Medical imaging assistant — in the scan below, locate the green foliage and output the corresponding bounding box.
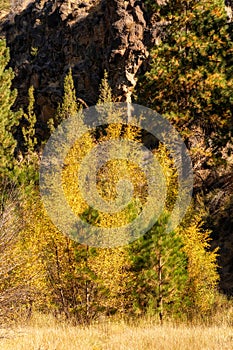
[55,68,80,125]
[129,214,188,322]
[0,39,22,179]
[16,86,39,190]
[129,211,219,321]
[136,0,224,316]
[97,70,113,105]
[22,86,37,154]
[138,0,233,158]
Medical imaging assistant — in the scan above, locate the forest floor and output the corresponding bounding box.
[0,315,233,350]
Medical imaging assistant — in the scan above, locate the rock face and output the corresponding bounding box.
[1,0,156,129]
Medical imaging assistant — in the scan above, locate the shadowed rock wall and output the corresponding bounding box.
[2,0,156,127]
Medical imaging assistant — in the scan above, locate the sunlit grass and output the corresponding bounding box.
[0,0,10,13]
[1,314,233,350]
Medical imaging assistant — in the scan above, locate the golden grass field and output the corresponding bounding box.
[0,314,233,350]
[0,0,9,12]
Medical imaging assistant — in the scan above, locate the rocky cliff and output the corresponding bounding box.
[1,0,157,129]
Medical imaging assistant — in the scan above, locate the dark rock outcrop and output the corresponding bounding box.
[1,0,155,128]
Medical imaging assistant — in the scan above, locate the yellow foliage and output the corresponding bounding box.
[179,215,219,313]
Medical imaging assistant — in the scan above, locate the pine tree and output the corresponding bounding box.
[0,39,22,178]
[55,68,80,125]
[15,86,39,190]
[129,214,188,323]
[128,142,219,321]
[22,86,37,154]
[138,0,233,161]
[97,70,113,105]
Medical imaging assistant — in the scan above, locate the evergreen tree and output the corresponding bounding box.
[55,68,80,125]
[139,0,233,161]
[22,86,37,155]
[0,39,22,178]
[15,86,39,190]
[129,214,188,323]
[128,142,219,321]
[97,70,113,105]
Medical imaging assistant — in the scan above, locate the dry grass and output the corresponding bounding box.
[0,0,9,13]
[0,314,233,350]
